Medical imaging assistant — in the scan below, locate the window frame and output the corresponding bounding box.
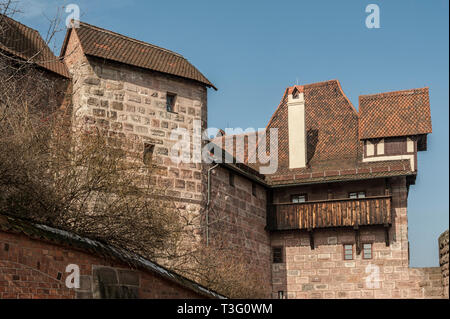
[291,193,308,203]
[166,92,177,113]
[362,243,373,260]
[272,246,283,264]
[343,244,354,260]
[364,138,382,158]
[349,191,366,199]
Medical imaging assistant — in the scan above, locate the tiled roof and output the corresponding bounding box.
[0,214,226,299]
[0,14,70,78]
[61,21,216,89]
[359,87,432,139]
[268,160,414,186]
[264,80,362,179]
[210,80,423,186]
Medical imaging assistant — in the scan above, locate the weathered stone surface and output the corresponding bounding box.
[439,230,449,298]
[84,77,100,85]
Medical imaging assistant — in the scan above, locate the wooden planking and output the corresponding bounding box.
[270,196,392,230]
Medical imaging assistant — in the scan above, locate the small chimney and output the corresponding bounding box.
[287,87,307,169]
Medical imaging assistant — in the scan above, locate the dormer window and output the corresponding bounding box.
[292,89,299,99]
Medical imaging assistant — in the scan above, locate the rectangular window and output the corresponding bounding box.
[166,92,176,112]
[278,291,285,299]
[273,247,283,263]
[252,183,257,197]
[229,172,234,187]
[143,143,155,165]
[343,244,353,260]
[363,243,373,259]
[349,191,365,199]
[291,194,307,203]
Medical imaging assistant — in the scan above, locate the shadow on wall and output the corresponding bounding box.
[307,129,318,164]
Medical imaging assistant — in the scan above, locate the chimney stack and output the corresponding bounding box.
[287,87,307,169]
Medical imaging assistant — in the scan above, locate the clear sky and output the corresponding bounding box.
[14,0,449,267]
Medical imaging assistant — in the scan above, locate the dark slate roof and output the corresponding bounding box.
[61,21,216,89]
[0,214,226,299]
[0,14,70,78]
[359,87,432,139]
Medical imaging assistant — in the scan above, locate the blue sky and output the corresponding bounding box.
[14,0,449,267]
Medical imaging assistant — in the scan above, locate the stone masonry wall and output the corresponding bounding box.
[270,177,445,298]
[0,230,207,299]
[208,166,272,297]
[63,30,209,244]
[439,230,449,298]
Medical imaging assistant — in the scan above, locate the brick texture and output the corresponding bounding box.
[0,230,209,299]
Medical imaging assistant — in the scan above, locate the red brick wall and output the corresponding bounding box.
[0,231,208,299]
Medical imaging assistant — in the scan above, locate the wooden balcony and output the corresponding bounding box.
[267,195,392,231]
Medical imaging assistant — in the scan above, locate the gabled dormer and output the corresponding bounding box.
[359,88,432,171]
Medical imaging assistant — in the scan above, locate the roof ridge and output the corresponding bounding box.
[360,87,428,100]
[285,79,338,91]
[77,21,184,58]
[303,79,339,89]
[0,13,40,35]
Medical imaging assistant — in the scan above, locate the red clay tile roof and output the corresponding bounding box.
[359,87,432,139]
[264,80,361,178]
[61,21,216,89]
[268,160,414,186]
[210,80,423,185]
[0,14,70,78]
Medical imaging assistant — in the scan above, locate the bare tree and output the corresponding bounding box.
[0,0,268,298]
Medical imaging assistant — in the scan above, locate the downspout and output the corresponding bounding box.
[206,163,219,246]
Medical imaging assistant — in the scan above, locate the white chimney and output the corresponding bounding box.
[288,89,307,169]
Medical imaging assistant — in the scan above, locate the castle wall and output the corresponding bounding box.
[0,229,209,299]
[208,166,272,296]
[0,54,71,118]
[270,177,445,298]
[63,30,209,243]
